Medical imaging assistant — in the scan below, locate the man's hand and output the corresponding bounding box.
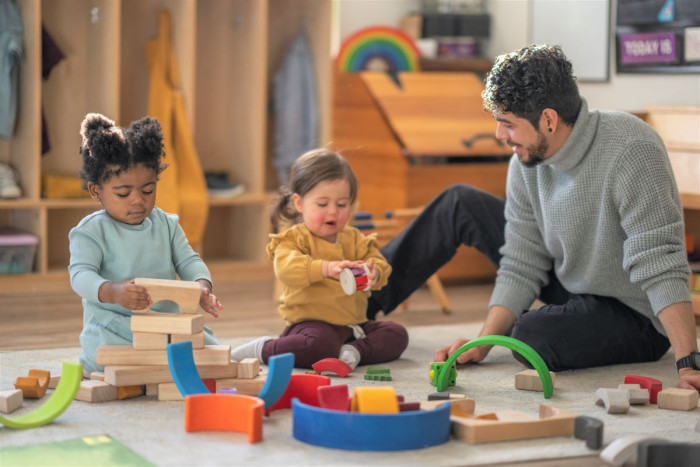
[99,280,151,310]
[677,367,700,392]
[434,338,492,364]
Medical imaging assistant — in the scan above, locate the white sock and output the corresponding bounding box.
[230,336,274,363]
[339,344,361,370]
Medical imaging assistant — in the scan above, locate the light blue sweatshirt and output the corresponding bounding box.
[69,207,219,371]
[490,99,691,335]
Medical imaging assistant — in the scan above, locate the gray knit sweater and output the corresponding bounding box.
[489,99,691,335]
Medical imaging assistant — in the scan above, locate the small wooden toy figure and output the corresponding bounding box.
[231,149,408,369]
[68,113,223,372]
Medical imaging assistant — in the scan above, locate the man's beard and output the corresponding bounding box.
[516,132,549,168]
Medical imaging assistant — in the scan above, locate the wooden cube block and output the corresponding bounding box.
[146,384,159,396]
[133,277,201,314]
[48,375,60,389]
[133,331,169,350]
[617,383,649,404]
[131,313,204,335]
[237,358,260,379]
[75,380,118,403]
[170,332,204,349]
[657,388,699,411]
[515,369,556,392]
[0,389,23,414]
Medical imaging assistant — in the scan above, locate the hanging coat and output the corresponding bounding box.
[0,0,23,139]
[146,11,208,249]
[273,30,319,186]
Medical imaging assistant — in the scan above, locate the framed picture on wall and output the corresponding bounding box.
[616,0,700,73]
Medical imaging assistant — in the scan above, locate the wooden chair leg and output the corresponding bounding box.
[426,274,452,314]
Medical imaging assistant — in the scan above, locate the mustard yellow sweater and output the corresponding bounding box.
[267,224,391,325]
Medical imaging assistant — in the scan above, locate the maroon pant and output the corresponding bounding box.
[260,320,409,368]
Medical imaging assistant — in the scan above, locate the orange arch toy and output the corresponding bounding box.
[184,394,264,443]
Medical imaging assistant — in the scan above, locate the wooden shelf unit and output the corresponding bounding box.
[0,0,332,294]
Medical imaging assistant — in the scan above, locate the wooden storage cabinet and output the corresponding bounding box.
[0,0,331,294]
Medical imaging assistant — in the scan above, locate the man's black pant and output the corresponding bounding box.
[368,184,670,371]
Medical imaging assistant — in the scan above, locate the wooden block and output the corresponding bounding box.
[131,313,204,335]
[133,277,201,314]
[75,380,118,403]
[146,384,159,396]
[104,361,237,386]
[0,389,23,414]
[48,375,60,389]
[171,332,204,349]
[594,388,630,414]
[449,398,476,418]
[599,434,663,466]
[657,388,699,411]
[617,383,649,405]
[14,377,43,399]
[116,385,144,400]
[133,331,169,350]
[215,376,266,396]
[451,404,577,444]
[515,369,556,392]
[97,344,231,367]
[237,358,260,379]
[158,382,184,401]
[90,372,105,381]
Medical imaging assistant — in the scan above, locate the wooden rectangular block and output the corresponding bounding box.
[215,375,266,396]
[75,380,118,403]
[668,149,700,195]
[131,313,204,335]
[117,385,144,400]
[133,278,201,314]
[170,332,204,349]
[158,383,184,401]
[97,344,231,367]
[515,369,556,392]
[90,372,105,381]
[657,388,699,411]
[133,331,169,350]
[104,362,237,386]
[0,389,23,414]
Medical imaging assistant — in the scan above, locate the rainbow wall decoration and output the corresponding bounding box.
[336,26,421,73]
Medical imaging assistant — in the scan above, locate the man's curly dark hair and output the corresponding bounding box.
[482,44,582,130]
[78,113,166,188]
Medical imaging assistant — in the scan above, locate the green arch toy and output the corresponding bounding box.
[0,361,82,429]
[435,335,553,398]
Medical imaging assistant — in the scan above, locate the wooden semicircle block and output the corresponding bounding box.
[133,278,201,314]
[184,394,264,443]
[166,341,211,397]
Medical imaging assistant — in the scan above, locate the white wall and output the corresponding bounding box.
[336,0,700,112]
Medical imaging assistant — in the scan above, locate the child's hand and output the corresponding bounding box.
[323,260,363,280]
[197,280,222,318]
[364,260,380,289]
[99,280,151,310]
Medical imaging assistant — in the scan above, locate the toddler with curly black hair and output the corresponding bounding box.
[68,113,223,372]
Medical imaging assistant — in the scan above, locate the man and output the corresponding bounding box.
[367,45,700,391]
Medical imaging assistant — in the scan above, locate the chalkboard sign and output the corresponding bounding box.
[616,0,700,73]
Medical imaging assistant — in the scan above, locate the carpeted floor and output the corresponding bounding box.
[1,323,699,466]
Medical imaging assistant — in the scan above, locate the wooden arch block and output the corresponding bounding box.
[133,278,201,314]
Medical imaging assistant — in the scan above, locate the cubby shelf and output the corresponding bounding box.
[0,0,332,293]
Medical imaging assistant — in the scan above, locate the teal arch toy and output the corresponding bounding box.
[0,361,82,429]
[435,335,553,398]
